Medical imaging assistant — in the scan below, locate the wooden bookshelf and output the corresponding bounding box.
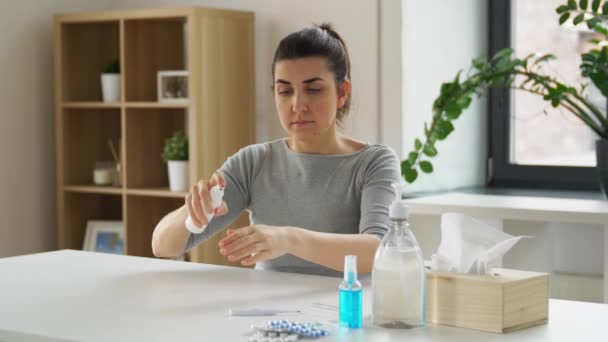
[54,7,255,265]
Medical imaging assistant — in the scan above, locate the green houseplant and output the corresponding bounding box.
[163,131,189,192]
[403,0,608,197]
[101,58,121,103]
[103,58,120,74]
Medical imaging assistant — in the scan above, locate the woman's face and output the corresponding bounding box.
[273,57,349,142]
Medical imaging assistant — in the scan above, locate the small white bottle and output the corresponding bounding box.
[185,185,224,234]
[372,184,425,328]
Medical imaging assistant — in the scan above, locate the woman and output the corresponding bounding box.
[152,24,400,277]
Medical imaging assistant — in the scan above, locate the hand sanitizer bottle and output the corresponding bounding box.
[372,184,425,329]
[185,185,224,234]
[339,255,362,328]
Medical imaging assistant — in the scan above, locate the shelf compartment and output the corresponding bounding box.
[126,195,183,257]
[124,18,187,102]
[63,108,121,185]
[60,21,120,102]
[125,108,186,188]
[62,192,122,250]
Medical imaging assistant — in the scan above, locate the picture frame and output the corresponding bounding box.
[157,70,188,103]
[83,220,125,255]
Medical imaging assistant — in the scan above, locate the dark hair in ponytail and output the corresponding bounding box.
[272,23,352,124]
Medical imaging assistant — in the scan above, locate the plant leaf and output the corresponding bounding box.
[593,23,608,35]
[415,138,422,150]
[582,52,597,61]
[580,0,588,10]
[408,152,418,165]
[400,160,411,175]
[456,95,472,109]
[556,4,570,13]
[573,13,585,25]
[162,130,188,161]
[588,17,601,28]
[428,131,438,145]
[440,81,456,95]
[559,12,571,25]
[603,2,608,14]
[445,102,463,119]
[534,53,556,65]
[436,120,455,140]
[419,161,433,173]
[592,0,600,12]
[473,57,487,70]
[491,48,514,61]
[404,168,418,183]
[423,144,438,157]
[568,0,577,9]
[589,72,608,97]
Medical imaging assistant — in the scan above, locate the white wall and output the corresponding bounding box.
[401,0,488,193]
[379,0,403,157]
[0,0,387,257]
[111,0,382,145]
[1,2,601,303]
[0,0,492,257]
[0,1,114,258]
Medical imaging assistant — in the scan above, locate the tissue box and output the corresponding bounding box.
[425,267,549,333]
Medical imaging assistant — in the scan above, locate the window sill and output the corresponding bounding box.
[403,186,608,225]
[404,185,604,201]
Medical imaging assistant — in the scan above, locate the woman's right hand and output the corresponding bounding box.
[185,171,229,227]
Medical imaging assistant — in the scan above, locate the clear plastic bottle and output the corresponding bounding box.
[339,255,363,328]
[372,186,425,329]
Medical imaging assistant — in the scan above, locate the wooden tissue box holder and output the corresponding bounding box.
[425,266,549,333]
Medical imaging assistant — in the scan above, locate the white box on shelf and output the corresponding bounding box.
[157,70,188,103]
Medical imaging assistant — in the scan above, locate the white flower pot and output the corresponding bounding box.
[101,73,121,102]
[168,160,189,192]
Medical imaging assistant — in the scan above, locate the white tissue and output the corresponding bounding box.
[430,213,528,275]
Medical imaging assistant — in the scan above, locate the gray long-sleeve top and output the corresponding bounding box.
[185,138,401,277]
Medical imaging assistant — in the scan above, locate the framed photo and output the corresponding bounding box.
[83,220,125,255]
[157,70,188,103]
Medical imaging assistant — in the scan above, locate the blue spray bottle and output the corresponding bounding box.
[339,255,362,328]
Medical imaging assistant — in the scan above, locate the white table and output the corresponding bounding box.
[0,250,606,341]
[404,192,608,303]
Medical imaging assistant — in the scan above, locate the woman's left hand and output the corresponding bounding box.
[218,225,292,266]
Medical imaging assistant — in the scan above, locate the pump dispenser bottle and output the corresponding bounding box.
[372,184,425,328]
[339,255,362,328]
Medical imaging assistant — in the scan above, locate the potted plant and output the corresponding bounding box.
[403,0,608,197]
[101,58,120,102]
[162,131,189,192]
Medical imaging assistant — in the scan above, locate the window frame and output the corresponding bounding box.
[488,0,599,191]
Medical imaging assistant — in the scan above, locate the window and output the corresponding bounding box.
[489,0,600,190]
